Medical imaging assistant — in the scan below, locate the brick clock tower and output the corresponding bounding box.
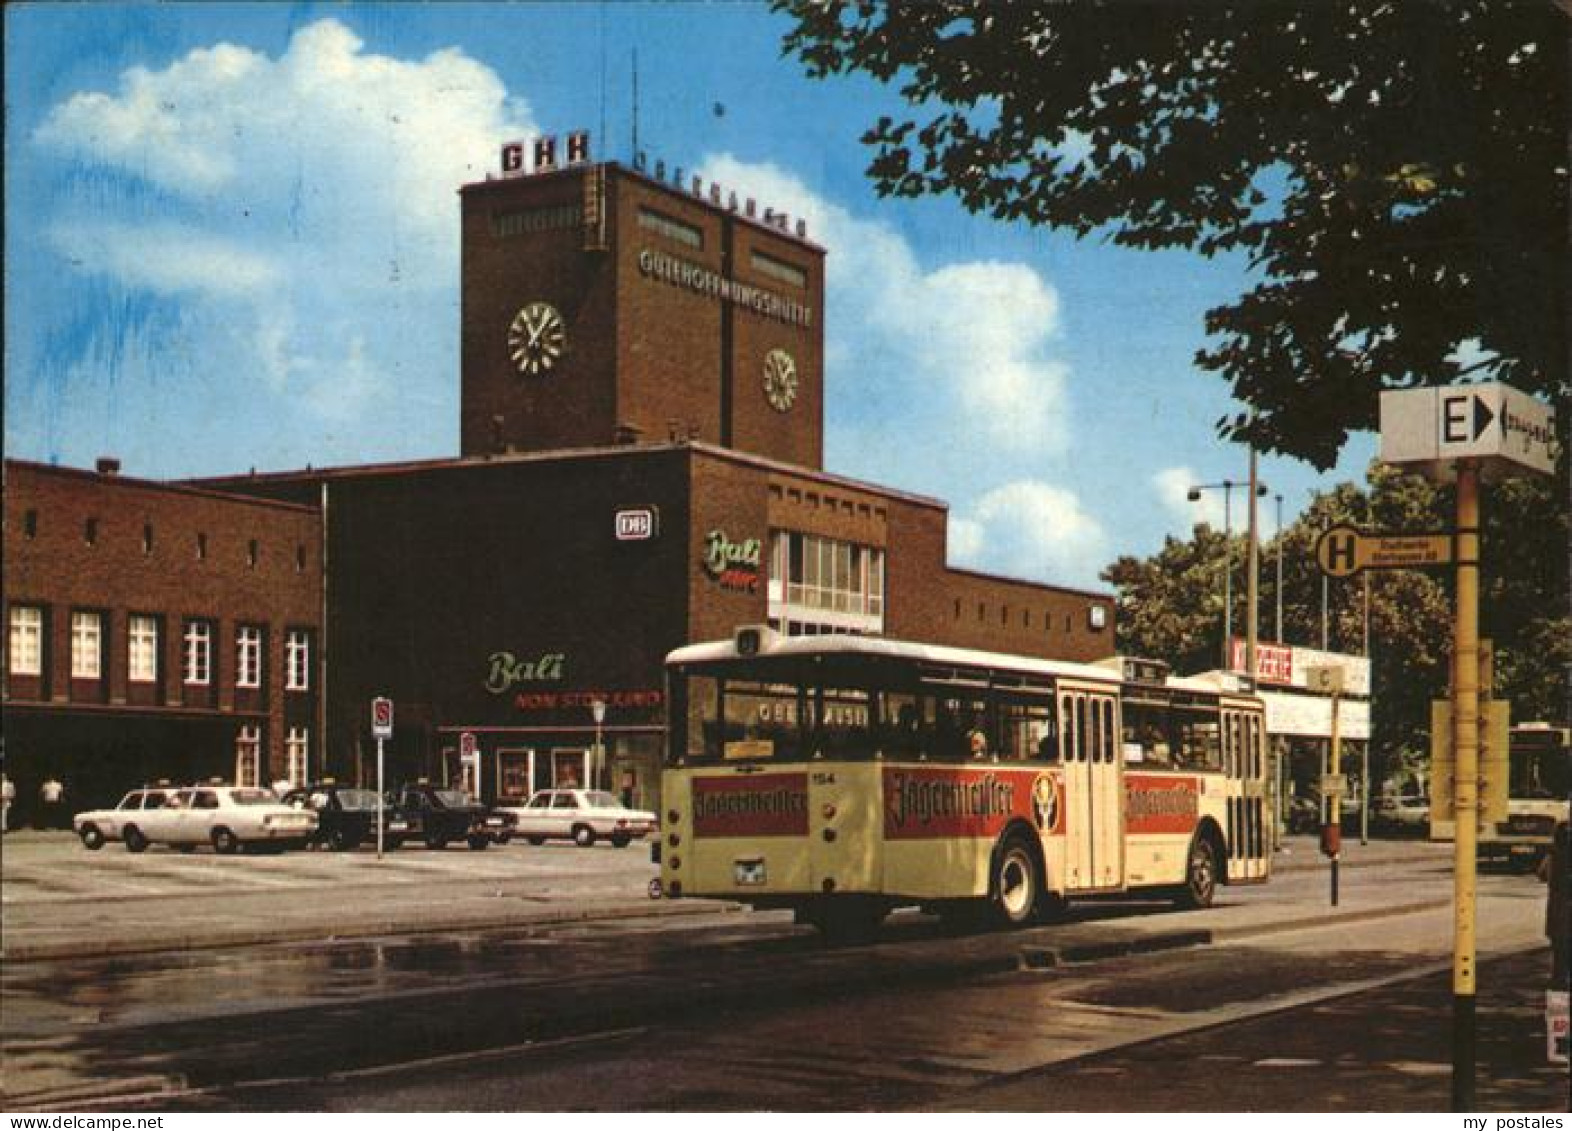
[460,135,826,469]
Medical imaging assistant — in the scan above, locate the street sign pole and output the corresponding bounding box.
[376,735,385,860]
[1451,461,1481,1112]
[371,697,394,862]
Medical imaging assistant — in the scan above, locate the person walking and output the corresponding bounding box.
[1,772,14,834]
[39,776,64,830]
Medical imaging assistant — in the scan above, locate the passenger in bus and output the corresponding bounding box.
[965,713,990,760]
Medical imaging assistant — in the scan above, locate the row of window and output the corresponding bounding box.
[17,511,308,571]
[8,605,312,691]
[766,530,885,637]
[954,598,1107,634]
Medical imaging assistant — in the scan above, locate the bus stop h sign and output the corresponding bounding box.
[1379,383,1557,482]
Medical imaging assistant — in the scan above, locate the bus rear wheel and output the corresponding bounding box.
[1175,833,1218,909]
[991,834,1043,928]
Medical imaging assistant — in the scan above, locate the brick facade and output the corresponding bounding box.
[460,164,824,467]
[2,461,322,816]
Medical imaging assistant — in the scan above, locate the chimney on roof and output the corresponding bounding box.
[96,457,121,476]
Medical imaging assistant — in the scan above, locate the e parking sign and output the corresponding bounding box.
[371,697,394,740]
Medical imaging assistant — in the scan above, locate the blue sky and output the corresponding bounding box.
[5,2,1375,591]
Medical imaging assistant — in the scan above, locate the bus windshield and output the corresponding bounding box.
[671,656,1060,765]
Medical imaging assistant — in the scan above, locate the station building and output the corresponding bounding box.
[4,140,1115,813]
[2,460,322,822]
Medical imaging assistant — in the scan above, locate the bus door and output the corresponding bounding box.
[1060,685,1125,891]
[1221,702,1270,882]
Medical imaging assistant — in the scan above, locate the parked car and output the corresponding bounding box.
[1374,791,1431,834]
[397,782,513,849]
[118,785,318,854]
[73,787,177,850]
[281,782,413,851]
[498,789,657,848]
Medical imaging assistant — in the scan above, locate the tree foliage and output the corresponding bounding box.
[778,1,1568,467]
[1101,469,1569,784]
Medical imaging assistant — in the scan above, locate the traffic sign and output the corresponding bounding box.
[1315,525,1453,579]
[1380,382,1557,482]
[1320,773,1348,797]
[371,696,394,740]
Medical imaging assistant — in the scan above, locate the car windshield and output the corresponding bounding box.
[231,789,277,805]
[435,790,472,807]
[336,789,382,810]
[585,791,622,809]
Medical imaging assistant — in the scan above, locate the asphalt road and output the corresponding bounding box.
[4,833,1563,1111]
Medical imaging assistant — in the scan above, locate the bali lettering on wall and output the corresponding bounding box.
[484,651,566,695]
[702,529,762,593]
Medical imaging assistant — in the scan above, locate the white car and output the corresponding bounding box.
[73,787,177,850]
[499,789,657,848]
[118,785,318,854]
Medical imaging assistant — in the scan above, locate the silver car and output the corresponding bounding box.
[118,785,317,854]
[73,787,176,850]
[499,789,657,848]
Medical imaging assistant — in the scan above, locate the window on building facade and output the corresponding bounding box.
[637,207,703,248]
[766,531,885,636]
[85,518,99,545]
[23,510,37,538]
[142,524,154,555]
[128,615,159,682]
[247,540,259,569]
[286,726,309,785]
[71,610,103,679]
[236,626,263,689]
[285,629,311,691]
[9,605,44,676]
[183,620,212,685]
[197,533,208,560]
[750,250,808,288]
[235,725,262,787]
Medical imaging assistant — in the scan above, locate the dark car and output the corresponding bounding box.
[282,782,413,851]
[397,782,514,850]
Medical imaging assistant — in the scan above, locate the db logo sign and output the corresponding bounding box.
[371,697,394,739]
[615,507,659,542]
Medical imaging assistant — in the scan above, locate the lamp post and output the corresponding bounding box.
[1274,493,1284,643]
[591,698,607,791]
[1188,478,1269,670]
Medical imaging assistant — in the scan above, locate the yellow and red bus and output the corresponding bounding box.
[655,627,1270,938]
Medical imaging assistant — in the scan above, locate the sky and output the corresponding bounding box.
[4,2,1378,592]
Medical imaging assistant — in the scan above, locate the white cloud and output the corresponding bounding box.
[47,222,283,297]
[950,480,1110,589]
[698,155,1069,456]
[1155,466,1225,530]
[31,19,533,449]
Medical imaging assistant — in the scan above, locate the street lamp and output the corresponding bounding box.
[1187,478,1268,670]
[1274,492,1284,643]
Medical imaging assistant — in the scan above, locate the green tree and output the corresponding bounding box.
[1104,468,1568,788]
[778,2,1568,467]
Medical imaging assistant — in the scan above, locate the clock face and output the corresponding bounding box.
[507,301,567,376]
[763,348,798,412]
